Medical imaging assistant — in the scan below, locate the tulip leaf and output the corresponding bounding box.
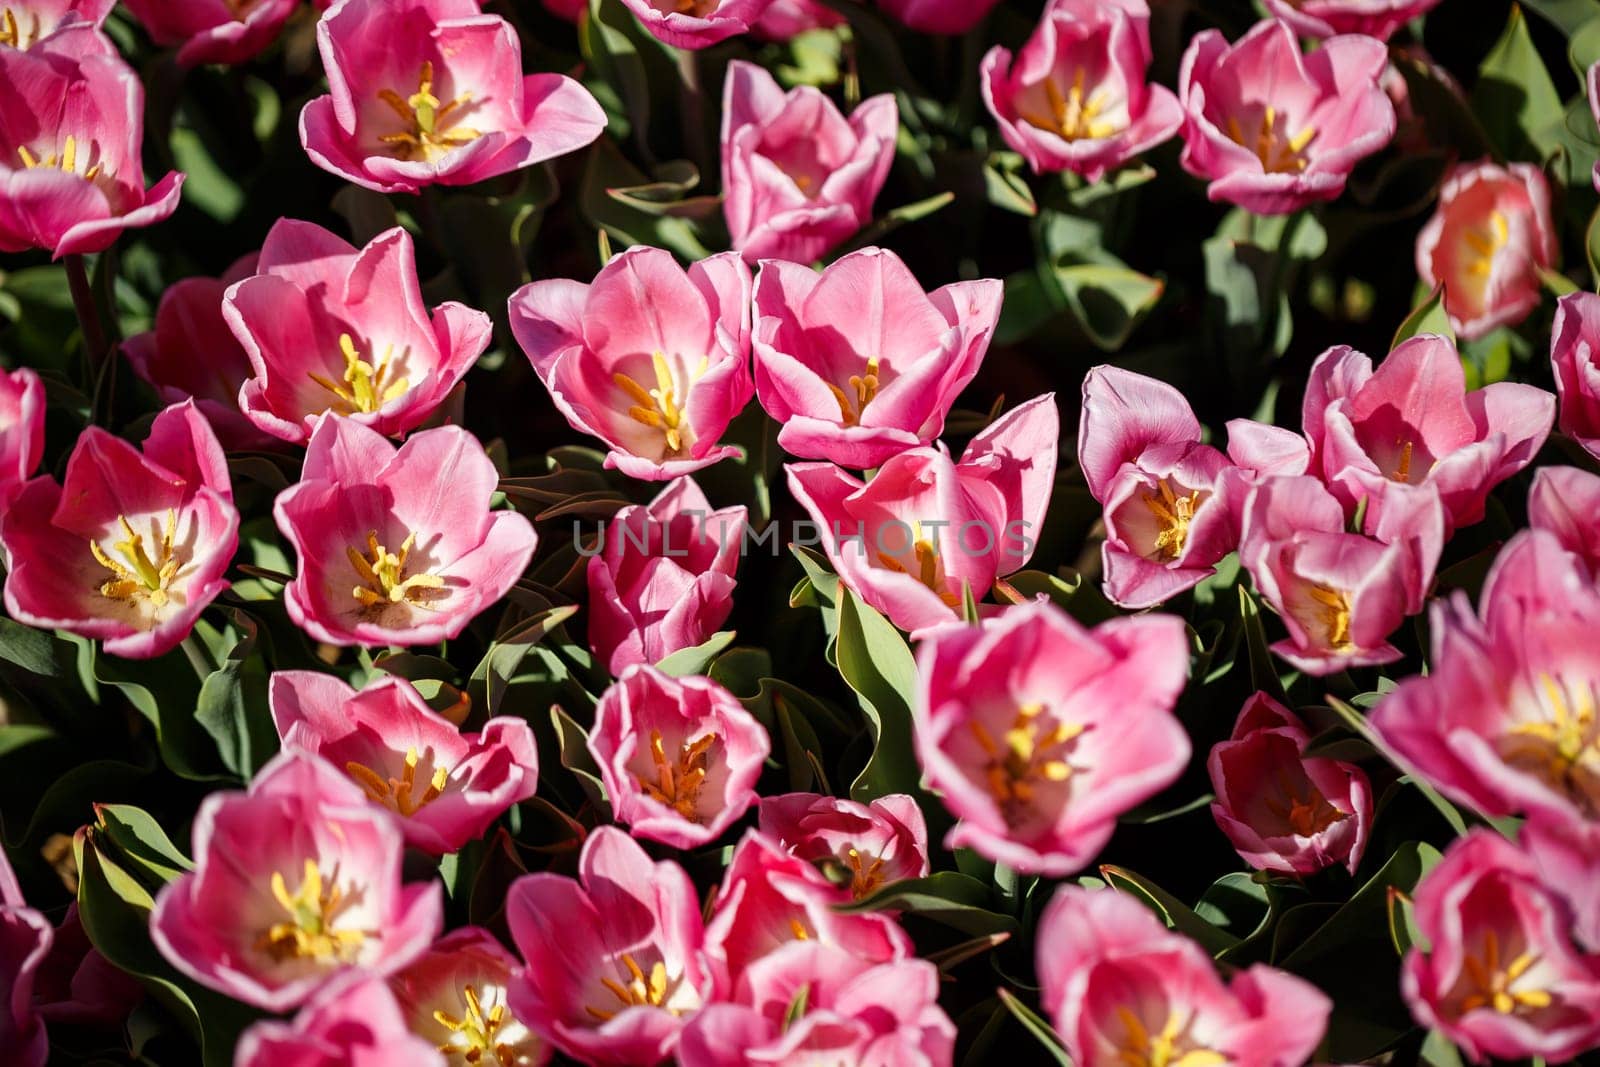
[834,588,919,801]
[1524,0,1600,37]
[984,155,1038,217]
[1237,585,1289,706]
[1474,5,1568,162]
[470,603,581,717]
[1050,264,1164,352]
[1586,202,1600,284]
[842,872,1019,937]
[655,631,737,677]
[93,804,193,887]
[0,617,69,678]
[194,611,277,780]
[76,637,230,783]
[1100,864,1240,957]
[552,704,607,812]
[996,989,1073,1067]
[1387,885,1427,957]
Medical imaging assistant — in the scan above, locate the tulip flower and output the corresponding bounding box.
[509,246,753,480]
[0,846,52,1067]
[756,792,929,901]
[589,665,770,849]
[1,401,238,659]
[1551,290,1600,460]
[703,831,911,990]
[150,752,444,1013]
[1524,815,1600,954]
[1303,334,1553,534]
[722,60,897,264]
[676,942,956,1067]
[273,416,537,648]
[1416,160,1557,340]
[505,827,715,1067]
[1240,474,1443,674]
[1079,366,1238,609]
[0,365,44,513]
[31,904,141,1032]
[752,248,1001,469]
[123,256,280,452]
[877,0,1000,35]
[915,601,1190,876]
[981,0,1182,180]
[787,394,1058,634]
[1038,885,1331,1067]
[0,0,113,50]
[225,219,491,444]
[751,0,842,41]
[301,0,606,195]
[1528,465,1600,578]
[1263,0,1442,39]
[390,927,549,1067]
[1371,530,1600,825]
[271,671,539,855]
[0,25,184,257]
[1208,693,1373,876]
[619,0,770,49]
[120,0,297,67]
[1402,830,1600,1064]
[1177,18,1395,215]
[235,975,446,1067]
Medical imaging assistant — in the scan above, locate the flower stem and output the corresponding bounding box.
[65,254,110,371]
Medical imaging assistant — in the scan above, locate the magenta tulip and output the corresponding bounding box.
[877,0,1000,35]
[1551,291,1600,461]
[121,0,298,67]
[619,0,771,49]
[1528,465,1600,578]
[0,365,45,513]
[0,846,51,1067]
[1263,0,1443,39]
[0,0,113,50]
[757,792,929,901]
[235,975,446,1067]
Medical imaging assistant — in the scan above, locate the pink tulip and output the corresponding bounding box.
[509,246,753,480]
[1079,366,1237,609]
[0,0,113,50]
[271,670,539,855]
[1,401,238,660]
[722,60,897,264]
[1303,334,1553,534]
[1402,830,1600,1064]
[1263,0,1442,39]
[150,751,443,1013]
[1551,290,1600,460]
[31,904,141,1031]
[225,219,490,444]
[704,830,911,991]
[786,394,1058,634]
[300,0,606,195]
[750,0,842,41]
[752,248,1001,469]
[756,791,929,901]
[1038,885,1331,1067]
[121,0,298,67]
[1239,474,1443,674]
[588,665,770,849]
[273,416,537,648]
[0,846,52,1067]
[0,365,44,512]
[1416,160,1557,340]
[0,25,183,257]
[619,0,770,49]
[1208,693,1373,876]
[1524,815,1600,954]
[981,0,1182,180]
[914,601,1191,876]
[1371,530,1600,825]
[235,975,446,1067]
[1528,465,1600,578]
[505,827,715,1066]
[586,477,746,675]
[390,927,550,1067]
[1177,18,1395,215]
[877,0,1000,35]
[676,942,955,1067]
[123,255,281,452]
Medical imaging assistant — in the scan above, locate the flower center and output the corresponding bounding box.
[844,846,887,899]
[1306,584,1355,652]
[1462,210,1510,279]
[969,703,1086,818]
[1143,481,1204,562]
[347,530,446,610]
[255,858,367,964]
[377,61,481,162]
[1500,674,1600,805]
[876,538,963,609]
[1264,766,1348,837]
[0,7,42,48]
[345,747,449,817]
[1114,1007,1227,1067]
[434,984,519,1066]
[614,352,707,457]
[583,954,681,1023]
[90,511,181,608]
[1226,106,1316,174]
[1025,69,1119,141]
[639,729,715,820]
[826,357,881,428]
[1458,929,1552,1017]
[17,134,101,181]
[308,333,409,415]
[663,0,717,13]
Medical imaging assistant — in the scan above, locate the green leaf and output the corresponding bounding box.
[552,704,607,811]
[996,989,1073,1067]
[1474,5,1568,162]
[1586,202,1600,283]
[470,604,581,717]
[0,618,67,678]
[656,631,737,677]
[837,192,956,256]
[983,155,1038,217]
[1393,284,1455,348]
[1100,865,1240,956]
[1051,264,1163,352]
[93,804,193,887]
[194,612,277,779]
[834,588,919,800]
[1238,585,1289,706]
[841,872,1018,937]
[1524,0,1600,37]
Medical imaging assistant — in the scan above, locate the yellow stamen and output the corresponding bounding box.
[254,858,368,964]
[969,703,1085,821]
[89,510,181,609]
[876,537,962,609]
[614,352,705,456]
[347,529,446,611]
[1143,481,1204,562]
[1024,68,1120,141]
[433,983,521,1065]
[1458,929,1553,1016]
[639,729,716,821]
[582,954,679,1022]
[1306,585,1354,652]
[1500,674,1600,808]
[826,357,881,428]
[844,846,887,899]
[16,132,101,181]
[377,61,481,162]
[307,333,410,415]
[1463,210,1511,279]
[1264,766,1349,837]
[1227,105,1316,174]
[0,9,19,48]
[345,747,449,817]
[1114,1007,1228,1067]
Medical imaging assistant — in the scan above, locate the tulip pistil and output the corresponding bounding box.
[1226,106,1316,174]
[256,858,367,964]
[1264,767,1348,837]
[346,747,449,816]
[1463,210,1510,279]
[969,703,1086,816]
[1114,1007,1227,1067]
[90,511,181,608]
[1307,585,1355,652]
[348,529,446,610]
[434,984,518,1065]
[845,846,887,899]
[1027,69,1119,142]
[1458,929,1552,1016]
[826,357,881,428]
[1143,480,1204,562]
[640,729,716,820]
[17,134,101,181]
[309,333,410,415]
[583,953,679,1022]
[378,61,482,162]
[615,352,704,456]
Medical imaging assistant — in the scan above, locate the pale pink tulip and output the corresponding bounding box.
[1264,0,1443,39]
[751,0,841,41]
[390,927,550,1067]
[0,0,113,51]
[235,975,446,1067]
[0,365,45,512]
[619,0,770,49]
[1550,291,1600,460]
[757,791,929,901]
[1527,465,1600,578]
[121,0,298,67]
